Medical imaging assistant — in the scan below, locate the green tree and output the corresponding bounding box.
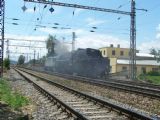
[3,58,10,70]
[18,55,25,65]
[46,35,57,57]
[150,48,160,62]
[150,48,157,55]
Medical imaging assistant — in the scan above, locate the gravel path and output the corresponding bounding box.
[23,68,160,116]
[8,69,74,120]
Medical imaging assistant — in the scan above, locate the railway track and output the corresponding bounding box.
[21,67,160,99]
[15,68,154,120]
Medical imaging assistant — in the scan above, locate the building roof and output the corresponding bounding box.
[136,53,154,58]
[117,59,160,66]
[99,46,129,50]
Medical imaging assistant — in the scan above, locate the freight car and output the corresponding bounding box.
[45,48,110,78]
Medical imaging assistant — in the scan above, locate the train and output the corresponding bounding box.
[44,48,110,78]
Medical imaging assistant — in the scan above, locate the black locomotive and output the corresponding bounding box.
[45,48,110,78]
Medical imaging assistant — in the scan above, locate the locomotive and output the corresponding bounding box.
[45,48,110,78]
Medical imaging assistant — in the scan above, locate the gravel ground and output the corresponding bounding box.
[17,69,129,120]
[7,69,74,120]
[24,69,160,116]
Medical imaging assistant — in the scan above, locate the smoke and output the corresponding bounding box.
[54,40,69,56]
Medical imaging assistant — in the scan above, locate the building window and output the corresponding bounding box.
[152,68,159,72]
[103,50,105,55]
[120,51,124,56]
[122,66,127,71]
[141,67,146,74]
[112,50,115,55]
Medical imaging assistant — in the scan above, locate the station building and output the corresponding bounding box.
[99,44,160,75]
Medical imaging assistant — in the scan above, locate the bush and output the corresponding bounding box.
[0,79,29,109]
[3,58,10,70]
[147,71,160,76]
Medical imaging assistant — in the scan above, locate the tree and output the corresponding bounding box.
[150,48,160,62]
[150,48,157,56]
[46,34,69,57]
[3,58,10,70]
[18,55,25,65]
[46,35,57,57]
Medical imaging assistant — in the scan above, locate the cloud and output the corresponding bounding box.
[38,27,87,35]
[74,9,85,15]
[156,24,160,31]
[138,24,160,53]
[5,34,47,41]
[138,40,160,53]
[25,8,39,13]
[86,17,106,26]
[75,33,129,49]
[156,24,160,39]
[38,27,129,50]
[156,33,160,39]
[4,34,48,60]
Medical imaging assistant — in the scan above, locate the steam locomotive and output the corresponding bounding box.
[45,48,110,78]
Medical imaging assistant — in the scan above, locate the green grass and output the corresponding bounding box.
[138,75,160,85]
[0,79,29,110]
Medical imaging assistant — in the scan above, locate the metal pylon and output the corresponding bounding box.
[129,0,136,80]
[0,0,5,77]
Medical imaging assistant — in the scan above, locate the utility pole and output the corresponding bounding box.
[0,0,5,77]
[34,50,36,66]
[71,32,76,72]
[6,39,9,59]
[129,0,136,80]
[72,32,76,52]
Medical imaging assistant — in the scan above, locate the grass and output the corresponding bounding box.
[0,79,29,110]
[138,75,160,85]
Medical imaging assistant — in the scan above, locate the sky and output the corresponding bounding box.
[4,0,160,61]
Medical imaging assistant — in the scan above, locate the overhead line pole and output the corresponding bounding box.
[0,0,5,77]
[130,0,136,80]
[8,45,46,48]
[24,0,136,80]
[5,38,46,42]
[24,0,130,15]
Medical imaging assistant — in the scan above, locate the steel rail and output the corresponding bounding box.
[15,69,88,120]
[22,67,160,99]
[16,68,154,120]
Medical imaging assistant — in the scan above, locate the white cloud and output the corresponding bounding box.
[75,33,129,49]
[5,34,47,41]
[38,27,129,50]
[156,24,160,31]
[86,17,106,26]
[38,27,87,35]
[4,34,48,60]
[156,33,160,39]
[74,9,85,15]
[156,24,160,39]
[25,8,39,13]
[138,40,160,53]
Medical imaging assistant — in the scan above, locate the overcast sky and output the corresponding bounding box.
[4,0,160,61]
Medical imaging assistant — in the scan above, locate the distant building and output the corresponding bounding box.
[99,44,160,75]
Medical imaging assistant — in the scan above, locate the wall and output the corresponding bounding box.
[116,64,160,75]
[99,47,130,58]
